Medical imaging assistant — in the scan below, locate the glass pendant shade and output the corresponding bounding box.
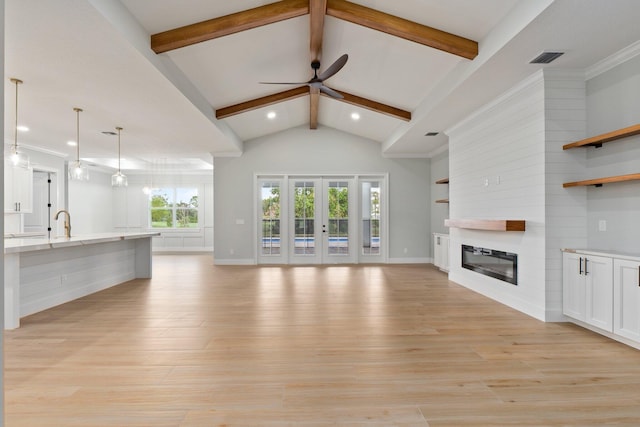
[69,160,89,181]
[9,145,30,169]
[112,171,128,187]
[69,107,89,181]
[9,78,30,169]
[111,126,127,187]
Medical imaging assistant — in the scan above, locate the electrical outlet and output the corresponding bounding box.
[598,220,607,232]
[229,248,235,255]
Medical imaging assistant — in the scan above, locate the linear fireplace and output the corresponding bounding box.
[462,245,518,285]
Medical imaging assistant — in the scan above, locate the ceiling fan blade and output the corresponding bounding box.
[259,81,309,85]
[317,54,348,81]
[319,85,343,99]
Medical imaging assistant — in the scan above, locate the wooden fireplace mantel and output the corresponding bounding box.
[444,219,526,232]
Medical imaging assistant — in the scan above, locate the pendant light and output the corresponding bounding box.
[68,107,89,181]
[111,126,127,187]
[9,78,30,169]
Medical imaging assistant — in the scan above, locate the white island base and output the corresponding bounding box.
[4,232,159,329]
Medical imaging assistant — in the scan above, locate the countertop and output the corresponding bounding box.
[4,232,161,254]
[562,248,640,262]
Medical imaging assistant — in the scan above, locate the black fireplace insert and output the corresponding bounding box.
[461,245,518,285]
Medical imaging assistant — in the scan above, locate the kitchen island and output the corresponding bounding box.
[4,232,159,329]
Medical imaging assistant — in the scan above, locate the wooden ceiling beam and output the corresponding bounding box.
[215,86,310,119]
[310,0,328,63]
[323,88,412,122]
[326,0,478,60]
[151,0,309,54]
[310,88,320,129]
[309,0,327,129]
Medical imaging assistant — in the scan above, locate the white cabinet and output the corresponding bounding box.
[433,233,449,272]
[613,259,640,342]
[562,252,613,331]
[4,161,33,213]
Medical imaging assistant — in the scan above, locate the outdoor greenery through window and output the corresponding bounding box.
[150,187,199,228]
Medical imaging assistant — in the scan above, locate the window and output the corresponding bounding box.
[150,187,198,228]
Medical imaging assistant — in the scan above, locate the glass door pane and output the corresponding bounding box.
[293,181,316,256]
[327,181,349,256]
[260,182,281,256]
[361,181,381,255]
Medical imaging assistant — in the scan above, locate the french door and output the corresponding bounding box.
[257,175,386,264]
[288,178,355,264]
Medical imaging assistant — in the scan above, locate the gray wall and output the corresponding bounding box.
[213,125,430,264]
[586,54,640,253]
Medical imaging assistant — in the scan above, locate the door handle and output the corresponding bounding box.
[584,258,589,276]
[579,257,583,275]
[322,224,326,233]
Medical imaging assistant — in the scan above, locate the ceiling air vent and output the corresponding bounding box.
[530,51,564,64]
[425,132,439,136]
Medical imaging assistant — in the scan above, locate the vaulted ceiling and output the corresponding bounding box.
[5,0,640,171]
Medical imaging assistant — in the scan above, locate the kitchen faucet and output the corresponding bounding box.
[54,209,72,238]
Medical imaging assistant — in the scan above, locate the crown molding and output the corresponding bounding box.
[586,40,640,81]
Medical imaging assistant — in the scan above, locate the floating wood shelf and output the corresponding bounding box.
[435,199,449,204]
[445,219,526,232]
[435,178,449,184]
[563,123,640,149]
[563,173,640,188]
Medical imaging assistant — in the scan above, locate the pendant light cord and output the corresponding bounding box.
[116,127,123,173]
[11,78,22,152]
[73,108,83,163]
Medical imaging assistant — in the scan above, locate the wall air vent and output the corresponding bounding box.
[530,51,564,64]
[425,132,439,136]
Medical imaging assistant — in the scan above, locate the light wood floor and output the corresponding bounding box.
[5,255,640,426]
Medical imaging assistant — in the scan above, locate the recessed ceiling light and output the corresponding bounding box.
[351,112,360,121]
[17,125,29,132]
[267,111,276,120]
[67,140,77,146]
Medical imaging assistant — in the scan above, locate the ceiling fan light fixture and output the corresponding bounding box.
[111,126,128,187]
[68,107,89,181]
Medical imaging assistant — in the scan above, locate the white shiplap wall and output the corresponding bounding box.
[447,71,548,320]
[544,70,587,320]
[447,69,588,321]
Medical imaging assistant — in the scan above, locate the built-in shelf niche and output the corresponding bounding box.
[445,219,526,232]
[435,178,449,204]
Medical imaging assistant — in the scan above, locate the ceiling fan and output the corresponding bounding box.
[260,54,348,99]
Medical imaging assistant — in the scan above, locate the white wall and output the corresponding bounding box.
[447,69,589,322]
[69,169,113,235]
[543,70,588,319]
[447,72,548,320]
[214,125,430,264]
[585,54,640,253]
